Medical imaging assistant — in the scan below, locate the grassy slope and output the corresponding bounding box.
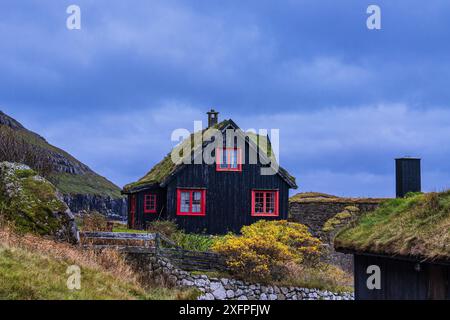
[0,246,144,300]
[335,191,450,260]
[0,228,198,300]
[14,126,121,198]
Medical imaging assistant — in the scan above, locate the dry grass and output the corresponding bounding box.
[275,262,353,293]
[0,226,199,300]
[0,226,139,284]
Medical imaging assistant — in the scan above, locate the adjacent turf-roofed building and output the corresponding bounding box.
[335,191,450,300]
[122,110,297,234]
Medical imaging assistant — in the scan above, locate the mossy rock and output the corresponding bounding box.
[0,162,78,242]
[322,208,359,233]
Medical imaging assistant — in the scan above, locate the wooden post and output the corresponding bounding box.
[155,233,161,256]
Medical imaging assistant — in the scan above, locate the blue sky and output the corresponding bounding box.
[1,0,450,197]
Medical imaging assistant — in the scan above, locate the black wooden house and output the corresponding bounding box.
[122,110,297,234]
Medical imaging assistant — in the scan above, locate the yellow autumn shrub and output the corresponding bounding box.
[212,220,322,281]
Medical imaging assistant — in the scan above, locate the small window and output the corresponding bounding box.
[177,189,206,216]
[251,190,279,216]
[144,193,157,213]
[216,148,242,171]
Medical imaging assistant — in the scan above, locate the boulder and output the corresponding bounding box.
[0,162,79,243]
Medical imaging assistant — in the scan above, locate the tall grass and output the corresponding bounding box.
[0,226,199,300]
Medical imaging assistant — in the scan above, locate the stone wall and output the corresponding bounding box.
[289,196,384,273]
[124,252,354,301]
[289,200,382,236]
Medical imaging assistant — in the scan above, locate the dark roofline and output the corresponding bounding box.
[335,248,450,267]
[159,118,297,189]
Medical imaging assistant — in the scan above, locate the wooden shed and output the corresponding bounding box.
[335,191,450,300]
[122,110,297,234]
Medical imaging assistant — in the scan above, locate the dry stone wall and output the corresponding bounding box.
[289,200,382,236]
[125,252,354,301]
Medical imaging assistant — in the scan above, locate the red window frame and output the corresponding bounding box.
[251,190,279,217]
[216,147,242,172]
[176,189,206,216]
[143,193,157,213]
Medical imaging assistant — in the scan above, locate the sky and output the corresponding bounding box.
[1,0,450,197]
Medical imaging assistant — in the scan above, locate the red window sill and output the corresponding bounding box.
[251,213,279,217]
[177,212,206,216]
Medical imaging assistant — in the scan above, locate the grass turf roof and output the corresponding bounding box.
[123,120,296,193]
[334,191,450,261]
[289,192,385,204]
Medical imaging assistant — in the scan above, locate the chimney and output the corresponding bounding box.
[207,109,219,128]
[396,157,421,198]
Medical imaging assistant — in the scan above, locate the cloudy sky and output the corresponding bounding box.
[1,0,450,197]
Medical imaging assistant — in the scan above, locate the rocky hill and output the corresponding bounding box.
[0,111,126,218]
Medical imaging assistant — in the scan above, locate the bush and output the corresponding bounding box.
[212,220,322,281]
[173,233,217,252]
[80,212,109,232]
[146,220,178,237]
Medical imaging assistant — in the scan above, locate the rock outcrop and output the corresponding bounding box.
[63,194,126,219]
[0,162,79,243]
[0,110,126,218]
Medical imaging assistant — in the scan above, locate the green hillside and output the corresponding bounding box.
[0,111,121,198]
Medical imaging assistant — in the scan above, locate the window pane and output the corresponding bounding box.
[265,192,275,213]
[145,194,156,211]
[180,192,190,212]
[192,191,202,212]
[230,150,238,168]
[255,192,264,213]
[220,149,227,168]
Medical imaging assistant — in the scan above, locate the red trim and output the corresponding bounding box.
[129,195,137,227]
[251,190,279,217]
[143,193,157,213]
[176,189,206,216]
[216,148,242,172]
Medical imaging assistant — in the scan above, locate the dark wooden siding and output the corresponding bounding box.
[128,187,167,229]
[354,254,450,300]
[165,145,290,234]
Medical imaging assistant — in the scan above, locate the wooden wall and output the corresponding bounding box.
[354,254,450,300]
[128,187,167,229]
[164,144,290,234]
[128,133,293,234]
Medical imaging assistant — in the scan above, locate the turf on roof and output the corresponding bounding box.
[123,120,296,193]
[289,192,385,204]
[334,191,450,261]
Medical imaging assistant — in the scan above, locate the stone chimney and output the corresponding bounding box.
[396,157,421,198]
[207,109,219,128]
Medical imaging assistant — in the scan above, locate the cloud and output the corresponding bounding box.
[17,102,450,198]
[237,104,450,196]
[2,1,450,196]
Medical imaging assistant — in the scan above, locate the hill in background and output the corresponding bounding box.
[0,111,125,218]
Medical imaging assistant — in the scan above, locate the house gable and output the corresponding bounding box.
[123,119,297,193]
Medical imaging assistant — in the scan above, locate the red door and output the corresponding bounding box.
[129,195,136,229]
